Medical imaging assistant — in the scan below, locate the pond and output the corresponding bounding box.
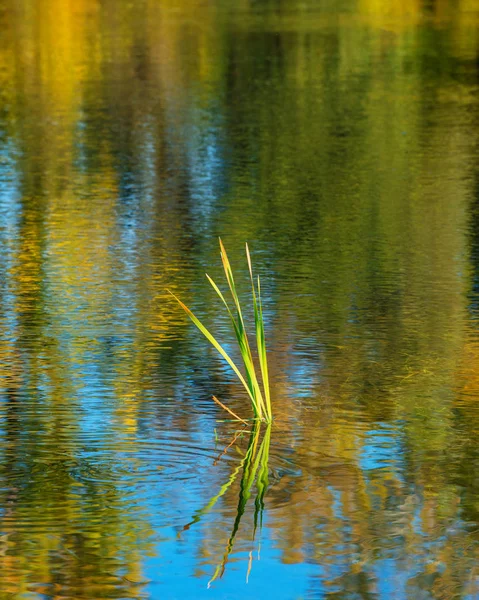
[1,0,479,598]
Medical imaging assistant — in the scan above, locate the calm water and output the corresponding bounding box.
[1,0,479,598]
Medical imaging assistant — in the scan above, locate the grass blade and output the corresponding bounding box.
[219,239,266,419]
[256,276,271,419]
[167,289,261,418]
[206,273,263,416]
[169,240,272,422]
[245,243,271,421]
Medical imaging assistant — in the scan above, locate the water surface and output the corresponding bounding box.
[1,0,479,598]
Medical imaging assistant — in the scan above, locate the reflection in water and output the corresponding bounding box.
[0,0,479,597]
[181,423,271,585]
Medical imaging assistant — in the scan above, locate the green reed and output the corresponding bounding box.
[168,239,272,423]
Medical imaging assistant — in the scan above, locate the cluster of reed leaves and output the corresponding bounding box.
[168,239,272,423]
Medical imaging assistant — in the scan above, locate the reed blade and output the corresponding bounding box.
[256,276,271,419]
[167,289,261,416]
[219,239,266,419]
[245,243,271,421]
[206,274,233,317]
[169,240,272,422]
[206,273,264,417]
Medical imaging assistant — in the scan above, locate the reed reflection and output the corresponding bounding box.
[180,422,271,585]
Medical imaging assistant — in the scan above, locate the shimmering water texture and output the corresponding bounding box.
[1,0,479,598]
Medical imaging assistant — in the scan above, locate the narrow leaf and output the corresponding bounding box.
[212,396,248,424]
[167,289,259,413]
